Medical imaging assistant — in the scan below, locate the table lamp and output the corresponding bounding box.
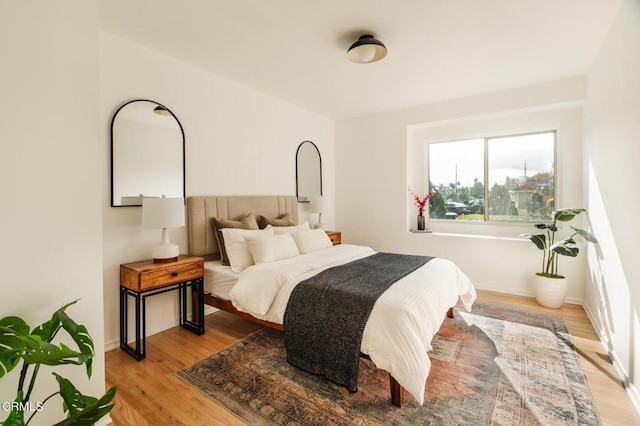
[142,195,185,263]
[309,196,327,230]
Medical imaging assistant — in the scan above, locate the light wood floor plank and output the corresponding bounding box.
[105,290,639,425]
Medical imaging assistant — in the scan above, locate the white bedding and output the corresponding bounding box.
[228,244,477,405]
[203,260,239,299]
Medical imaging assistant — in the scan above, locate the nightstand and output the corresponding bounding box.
[120,255,204,360]
[326,231,341,245]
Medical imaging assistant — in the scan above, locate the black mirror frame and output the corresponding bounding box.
[295,140,322,203]
[110,99,186,207]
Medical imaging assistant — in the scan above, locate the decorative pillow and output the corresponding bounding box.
[246,233,299,264]
[221,227,274,273]
[269,221,310,235]
[258,213,296,229]
[211,214,259,265]
[291,229,333,254]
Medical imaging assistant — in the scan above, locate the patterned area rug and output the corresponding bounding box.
[177,302,601,425]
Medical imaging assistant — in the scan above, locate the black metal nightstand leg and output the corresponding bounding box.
[119,286,126,352]
[120,286,145,361]
[141,293,146,359]
[178,277,204,335]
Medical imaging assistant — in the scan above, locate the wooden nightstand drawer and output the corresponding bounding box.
[120,255,204,291]
[326,231,341,245]
[139,262,202,290]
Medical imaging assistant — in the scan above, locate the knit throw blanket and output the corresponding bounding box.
[283,252,433,392]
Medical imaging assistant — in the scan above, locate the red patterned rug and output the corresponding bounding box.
[177,301,601,425]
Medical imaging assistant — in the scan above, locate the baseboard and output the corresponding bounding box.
[104,306,218,352]
[473,282,582,306]
[582,303,640,416]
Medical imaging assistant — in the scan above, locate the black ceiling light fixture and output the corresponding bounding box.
[346,34,387,64]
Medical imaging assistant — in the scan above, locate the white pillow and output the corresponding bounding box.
[268,221,310,234]
[221,227,274,273]
[291,229,333,254]
[246,233,299,264]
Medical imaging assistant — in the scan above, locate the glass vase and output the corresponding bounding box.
[417,213,425,231]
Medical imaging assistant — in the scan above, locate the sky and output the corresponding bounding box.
[427,132,555,188]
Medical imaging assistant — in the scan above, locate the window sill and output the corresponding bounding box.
[409,229,433,234]
[409,229,526,242]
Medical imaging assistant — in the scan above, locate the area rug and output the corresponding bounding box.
[176,301,601,425]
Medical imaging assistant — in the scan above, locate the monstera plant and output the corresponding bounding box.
[0,300,116,425]
[522,208,598,307]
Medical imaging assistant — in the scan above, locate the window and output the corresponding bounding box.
[427,131,556,222]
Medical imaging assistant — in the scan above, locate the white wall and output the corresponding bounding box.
[100,33,335,349]
[583,0,640,411]
[336,77,587,300]
[0,2,106,425]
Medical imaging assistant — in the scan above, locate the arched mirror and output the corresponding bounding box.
[111,99,185,207]
[296,141,322,202]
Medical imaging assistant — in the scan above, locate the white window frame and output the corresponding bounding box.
[425,130,557,224]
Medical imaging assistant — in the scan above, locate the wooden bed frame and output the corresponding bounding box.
[187,195,454,407]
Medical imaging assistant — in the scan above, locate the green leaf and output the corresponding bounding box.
[553,208,585,222]
[522,233,547,250]
[1,391,25,426]
[18,338,91,367]
[0,317,29,378]
[52,374,117,426]
[571,226,599,243]
[56,310,94,378]
[534,223,557,231]
[29,300,94,377]
[552,237,579,257]
[31,300,78,342]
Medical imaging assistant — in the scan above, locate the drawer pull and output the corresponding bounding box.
[172,272,179,277]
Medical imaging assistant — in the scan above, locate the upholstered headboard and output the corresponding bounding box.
[187,195,299,256]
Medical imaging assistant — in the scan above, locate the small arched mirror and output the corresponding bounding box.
[111,99,185,207]
[296,141,322,202]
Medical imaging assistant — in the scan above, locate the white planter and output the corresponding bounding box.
[533,273,568,308]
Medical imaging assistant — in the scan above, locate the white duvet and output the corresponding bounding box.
[229,244,477,405]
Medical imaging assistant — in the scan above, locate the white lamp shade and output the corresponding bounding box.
[309,196,327,214]
[142,196,185,229]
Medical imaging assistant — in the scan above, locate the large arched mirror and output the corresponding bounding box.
[296,141,322,202]
[111,99,185,207]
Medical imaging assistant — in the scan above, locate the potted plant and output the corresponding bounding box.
[522,208,598,308]
[0,300,116,425]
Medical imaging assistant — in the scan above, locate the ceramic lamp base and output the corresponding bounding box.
[152,243,179,263]
[152,228,179,263]
[314,212,326,230]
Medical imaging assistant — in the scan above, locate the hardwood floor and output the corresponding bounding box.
[105,290,640,425]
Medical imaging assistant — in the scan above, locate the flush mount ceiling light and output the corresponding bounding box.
[346,34,387,64]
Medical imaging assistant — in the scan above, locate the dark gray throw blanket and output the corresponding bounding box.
[283,252,434,392]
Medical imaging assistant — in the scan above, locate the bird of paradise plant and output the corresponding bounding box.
[522,208,598,278]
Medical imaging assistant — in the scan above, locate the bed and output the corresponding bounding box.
[187,195,477,407]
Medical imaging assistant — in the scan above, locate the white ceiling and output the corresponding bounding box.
[100,0,623,120]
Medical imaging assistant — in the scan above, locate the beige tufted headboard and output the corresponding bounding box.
[187,195,299,257]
